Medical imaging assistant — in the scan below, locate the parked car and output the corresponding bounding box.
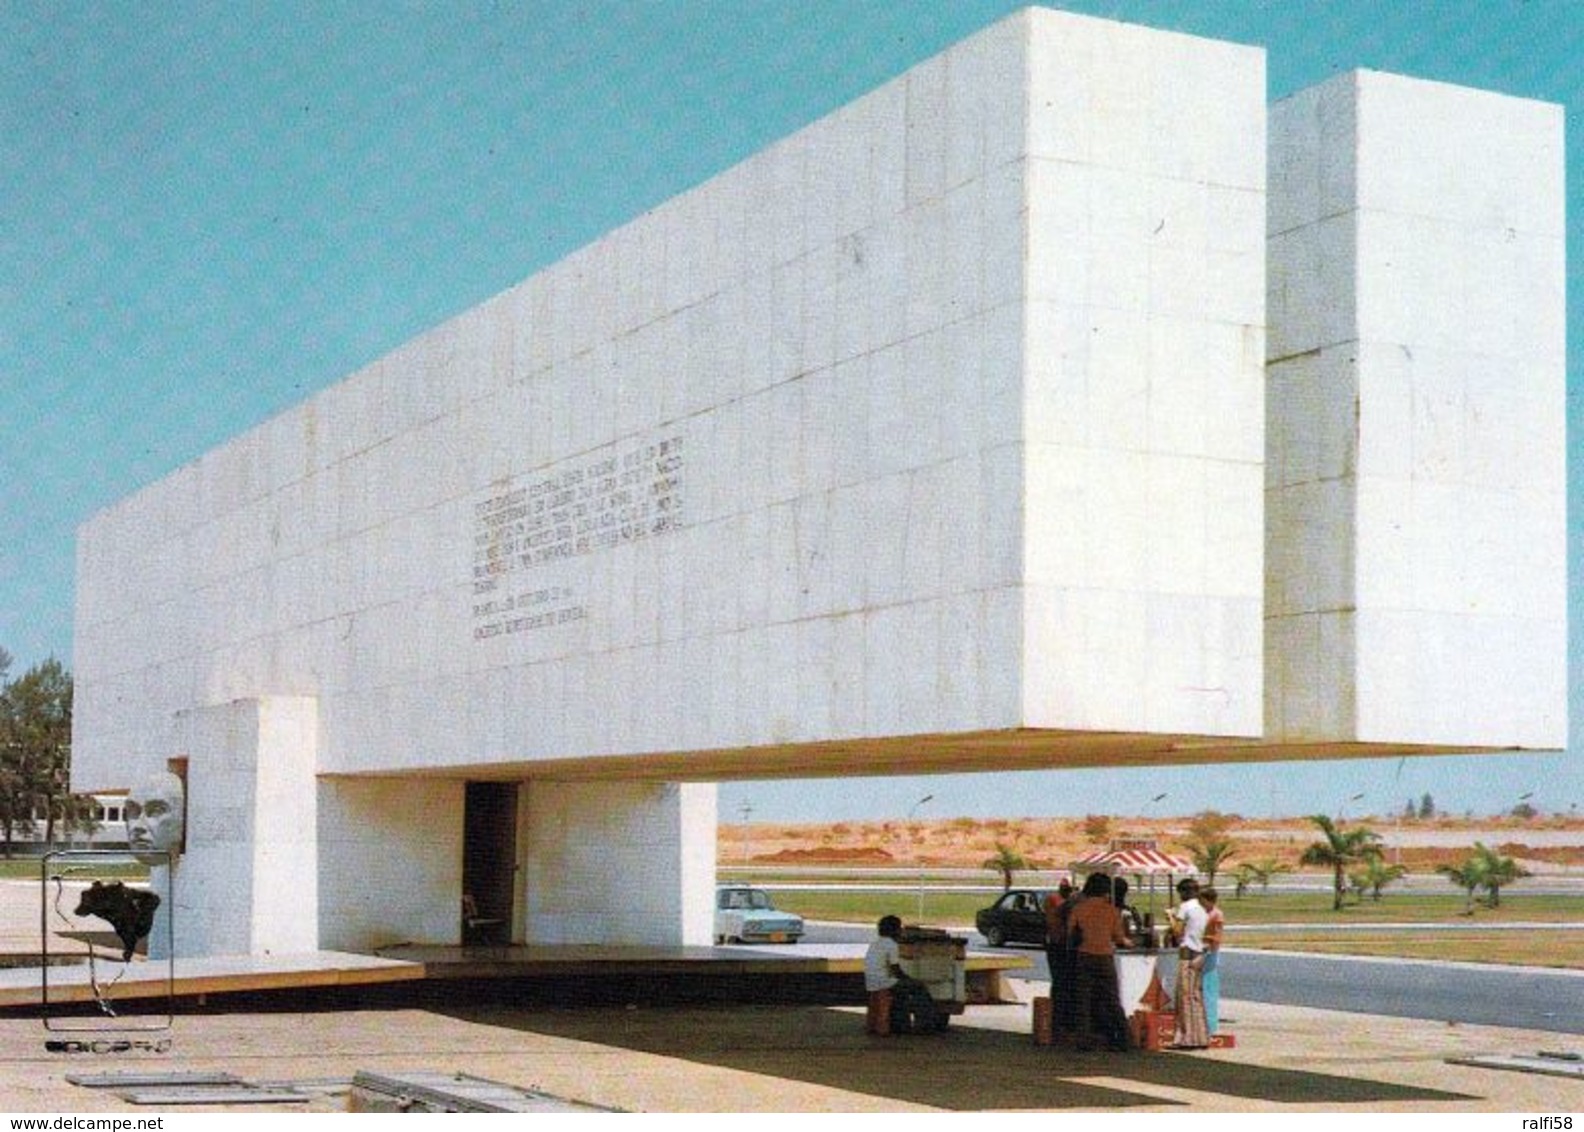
[714,885,805,944]
[974,888,1053,947]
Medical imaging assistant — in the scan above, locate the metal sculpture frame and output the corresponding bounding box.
[40,849,173,1034]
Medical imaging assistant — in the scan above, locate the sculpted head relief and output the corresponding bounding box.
[125,771,185,862]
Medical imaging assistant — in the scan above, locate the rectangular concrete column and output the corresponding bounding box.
[523,781,716,945]
[318,777,465,952]
[170,696,320,955]
[1266,72,1566,746]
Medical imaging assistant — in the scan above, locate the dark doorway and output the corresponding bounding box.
[462,782,518,945]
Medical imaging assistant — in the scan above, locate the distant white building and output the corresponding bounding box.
[3,795,128,850]
[72,9,1565,957]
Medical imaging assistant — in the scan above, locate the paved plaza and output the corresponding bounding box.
[0,992,1581,1113]
[2,879,1580,1112]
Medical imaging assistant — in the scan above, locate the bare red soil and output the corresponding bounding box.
[720,814,1584,873]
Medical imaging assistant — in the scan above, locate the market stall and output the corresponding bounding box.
[1068,840,1195,1014]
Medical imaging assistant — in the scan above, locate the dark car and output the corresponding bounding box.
[974,888,1052,947]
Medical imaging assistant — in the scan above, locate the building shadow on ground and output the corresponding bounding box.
[97,974,1480,1111]
[431,998,1478,1111]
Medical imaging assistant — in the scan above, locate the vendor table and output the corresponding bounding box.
[1116,951,1166,1014]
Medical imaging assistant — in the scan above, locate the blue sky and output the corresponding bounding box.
[2,1,1578,821]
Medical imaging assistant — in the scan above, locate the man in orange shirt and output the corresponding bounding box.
[1067,872,1134,1051]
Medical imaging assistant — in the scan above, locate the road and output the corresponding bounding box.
[806,923,1584,1035]
[1221,949,1584,1035]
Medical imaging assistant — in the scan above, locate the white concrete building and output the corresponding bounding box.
[72,9,1565,956]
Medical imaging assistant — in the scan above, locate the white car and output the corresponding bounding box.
[714,885,805,944]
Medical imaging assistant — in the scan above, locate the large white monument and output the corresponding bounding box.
[72,9,1565,956]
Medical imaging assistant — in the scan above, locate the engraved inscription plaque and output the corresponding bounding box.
[470,431,686,640]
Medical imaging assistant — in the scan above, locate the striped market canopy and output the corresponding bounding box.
[1070,844,1195,876]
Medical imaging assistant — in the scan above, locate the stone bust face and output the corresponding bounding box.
[125,772,185,862]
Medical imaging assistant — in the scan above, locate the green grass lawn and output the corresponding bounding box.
[761,885,1584,969]
[0,858,147,881]
[1188,890,1584,925]
[1237,931,1584,969]
[766,886,1584,927]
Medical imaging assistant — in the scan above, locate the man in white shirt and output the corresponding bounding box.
[1177,892,1209,954]
[1171,879,1212,1048]
[863,915,938,1033]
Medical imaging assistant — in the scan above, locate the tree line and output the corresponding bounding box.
[1181,812,1531,911]
[985,809,1533,914]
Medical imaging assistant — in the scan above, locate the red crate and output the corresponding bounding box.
[1132,1009,1175,1051]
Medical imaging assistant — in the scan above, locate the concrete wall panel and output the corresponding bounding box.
[523,781,715,946]
[74,12,1056,784]
[318,777,464,952]
[1267,71,1566,748]
[1021,10,1267,736]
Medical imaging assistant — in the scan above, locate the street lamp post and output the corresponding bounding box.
[737,800,753,865]
[908,794,934,922]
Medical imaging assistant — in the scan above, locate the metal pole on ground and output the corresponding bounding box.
[908,794,933,923]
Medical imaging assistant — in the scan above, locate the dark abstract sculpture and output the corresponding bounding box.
[75,881,160,962]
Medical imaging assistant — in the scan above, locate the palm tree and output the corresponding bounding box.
[1298,814,1384,911]
[1439,858,1486,914]
[981,841,1028,891]
[1471,842,1530,908]
[1181,835,1237,887]
[1245,856,1290,894]
[1348,855,1408,901]
[1232,863,1255,899]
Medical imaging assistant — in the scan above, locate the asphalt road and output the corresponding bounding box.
[1219,949,1584,1035]
[806,923,1584,1035]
